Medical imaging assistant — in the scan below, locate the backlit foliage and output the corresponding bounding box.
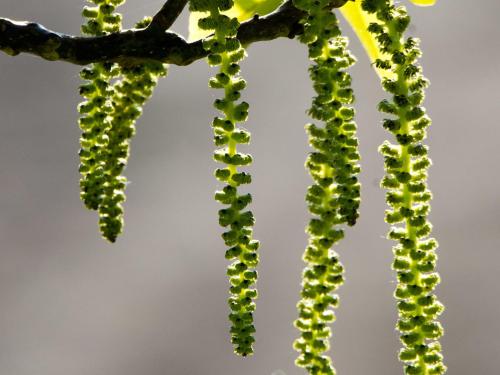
[1,0,446,373]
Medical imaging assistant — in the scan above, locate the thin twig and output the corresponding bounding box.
[148,0,189,32]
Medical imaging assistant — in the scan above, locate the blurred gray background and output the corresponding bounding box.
[0,1,499,374]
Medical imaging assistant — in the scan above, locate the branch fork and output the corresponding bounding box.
[0,0,348,66]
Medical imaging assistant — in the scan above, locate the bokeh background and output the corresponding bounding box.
[0,1,499,374]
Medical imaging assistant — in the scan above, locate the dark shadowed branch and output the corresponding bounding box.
[0,0,348,66]
[148,0,189,33]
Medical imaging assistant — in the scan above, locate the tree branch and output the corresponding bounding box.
[148,0,189,33]
[0,0,348,66]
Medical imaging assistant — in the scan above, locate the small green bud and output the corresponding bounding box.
[405,365,424,375]
[401,332,421,346]
[378,99,398,114]
[231,129,250,144]
[393,257,411,270]
[82,6,99,18]
[231,172,252,185]
[395,286,410,299]
[215,168,231,182]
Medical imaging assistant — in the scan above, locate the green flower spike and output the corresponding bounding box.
[189,0,259,356]
[79,9,167,242]
[78,0,125,212]
[292,1,361,374]
[362,0,446,373]
[98,18,167,242]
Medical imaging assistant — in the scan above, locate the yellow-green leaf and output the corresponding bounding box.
[339,1,395,80]
[188,0,283,42]
[340,0,435,80]
[409,0,436,6]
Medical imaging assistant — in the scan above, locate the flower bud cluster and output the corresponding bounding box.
[362,0,446,373]
[81,0,125,36]
[190,0,259,356]
[292,1,361,373]
[98,57,167,242]
[78,0,124,213]
[79,9,167,242]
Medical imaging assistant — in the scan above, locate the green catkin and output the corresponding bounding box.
[98,17,167,242]
[98,60,167,242]
[79,8,167,242]
[189,0,259,356]
[78,0,124,211]
[292,1,361,374]
[362,0,446,373]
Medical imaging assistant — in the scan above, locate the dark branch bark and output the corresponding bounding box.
[0,0,348,66]
[148,0,189,33]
